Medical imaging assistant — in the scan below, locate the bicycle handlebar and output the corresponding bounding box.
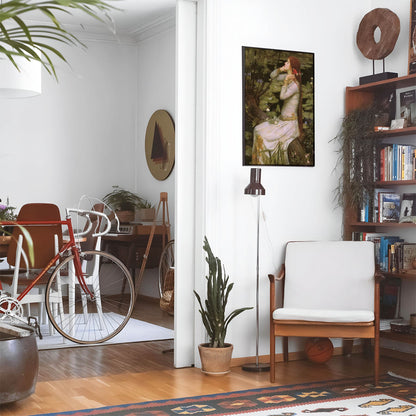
[66,208,112,238]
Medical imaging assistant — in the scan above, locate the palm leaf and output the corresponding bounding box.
[0,0,118,79]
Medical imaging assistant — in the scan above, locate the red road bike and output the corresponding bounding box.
[0,208,135,344]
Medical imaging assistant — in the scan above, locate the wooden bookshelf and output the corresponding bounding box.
[383,271,416,281]
[344,74,416,349]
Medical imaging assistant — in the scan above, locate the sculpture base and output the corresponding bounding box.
[359,72,397,85]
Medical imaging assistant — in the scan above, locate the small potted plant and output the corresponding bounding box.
[136,199,155,222]
[103,186,146,223]
[0,198,17,256]
[194,237,252,375]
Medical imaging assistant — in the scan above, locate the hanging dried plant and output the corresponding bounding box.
[333,106,378,210]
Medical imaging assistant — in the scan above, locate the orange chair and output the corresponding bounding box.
[269,241,381,385]
[0,203,63,323]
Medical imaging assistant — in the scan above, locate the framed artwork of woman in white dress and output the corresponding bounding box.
[243,46,314,166]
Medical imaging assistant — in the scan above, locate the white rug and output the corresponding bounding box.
[36,314,174,350]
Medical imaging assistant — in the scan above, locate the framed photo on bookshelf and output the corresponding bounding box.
[409,0,416,74]
[242,46,314,167]
[380,192,401,223]
[399,193,416,223]
[395,86,416,127]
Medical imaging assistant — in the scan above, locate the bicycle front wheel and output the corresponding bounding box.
[45,250,135,344]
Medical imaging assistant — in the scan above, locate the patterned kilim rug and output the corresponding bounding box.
[31,373,415,416]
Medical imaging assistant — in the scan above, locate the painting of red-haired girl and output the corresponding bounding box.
[243,46,314,166]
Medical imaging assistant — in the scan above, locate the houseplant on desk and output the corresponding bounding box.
[194,237,252,375]
[103,186,153,223]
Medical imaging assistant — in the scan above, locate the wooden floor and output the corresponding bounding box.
[1,300,415,416]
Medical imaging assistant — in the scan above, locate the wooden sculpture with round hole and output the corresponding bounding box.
[356,8,400,60]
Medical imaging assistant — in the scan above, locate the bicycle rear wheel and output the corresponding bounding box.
[158,240,174,297]
[45,250,135,344]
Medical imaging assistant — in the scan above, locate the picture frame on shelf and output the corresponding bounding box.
[390,118,406,130]
[409,0,416,74]
[395,86,416,127]
[379,192,401,223]
[242,46,315,167]
[399,193,416,223]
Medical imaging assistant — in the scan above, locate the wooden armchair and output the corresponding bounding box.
[269,241,381,385]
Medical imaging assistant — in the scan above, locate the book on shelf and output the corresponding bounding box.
[379,236,403,271]
[351,233,408,272]
[379,144,415,182]
[399,193,416,224]
[402,243,416,270]
[385,241,416,273]
[379,192,400,223]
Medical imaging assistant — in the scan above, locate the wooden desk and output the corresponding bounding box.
[102,223,169,279]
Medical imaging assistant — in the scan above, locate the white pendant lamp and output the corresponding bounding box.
[0,56,41,98]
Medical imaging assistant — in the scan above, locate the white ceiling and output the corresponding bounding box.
[102,0,176,35]
[25,0,176,39]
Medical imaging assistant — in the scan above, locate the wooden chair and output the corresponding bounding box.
[269,241,381,385]
[0,203,63,324]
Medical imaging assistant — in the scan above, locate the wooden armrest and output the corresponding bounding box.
[268,264,285,283]
[269,264,285,313]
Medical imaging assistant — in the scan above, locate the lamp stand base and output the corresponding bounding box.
[242,362,270,372]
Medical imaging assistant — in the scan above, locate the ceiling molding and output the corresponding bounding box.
[129,12,176,43]
[21,8,176,45]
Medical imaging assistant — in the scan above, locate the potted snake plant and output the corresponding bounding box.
[194,237,252,375]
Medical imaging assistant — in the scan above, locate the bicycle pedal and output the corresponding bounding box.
[28,316,43,340]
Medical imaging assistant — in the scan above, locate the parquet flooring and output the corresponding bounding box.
[1,299,415,416]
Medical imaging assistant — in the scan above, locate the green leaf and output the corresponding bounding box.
[0,0,118,79]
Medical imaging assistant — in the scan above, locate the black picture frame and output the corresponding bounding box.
[242,46,315,166]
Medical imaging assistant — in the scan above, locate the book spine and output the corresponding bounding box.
[380,147,386,181]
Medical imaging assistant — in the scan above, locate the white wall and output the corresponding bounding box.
[0,27,177,298]
[135,26,177,297]
[193,0,411,363]
[0,39,138,213]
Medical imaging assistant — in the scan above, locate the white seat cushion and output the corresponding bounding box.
[273,307,374,323]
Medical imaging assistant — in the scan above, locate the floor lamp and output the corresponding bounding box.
[242,168,269,372]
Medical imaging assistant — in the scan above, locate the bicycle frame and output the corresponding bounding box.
[0,216,93,303]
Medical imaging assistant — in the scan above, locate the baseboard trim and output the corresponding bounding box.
[231,346,352,367]
[231,344,415,368]
[138,294,159,304]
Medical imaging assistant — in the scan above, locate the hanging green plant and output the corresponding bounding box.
[333,105,378,210]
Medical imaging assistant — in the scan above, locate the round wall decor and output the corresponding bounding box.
[356,8,400,60]
[145,110,175,181]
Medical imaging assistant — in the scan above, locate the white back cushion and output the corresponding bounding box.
[283,241,375,311]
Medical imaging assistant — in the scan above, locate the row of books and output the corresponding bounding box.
[352,233,416,273]
[379,144,416,181]
[360,191,416,224]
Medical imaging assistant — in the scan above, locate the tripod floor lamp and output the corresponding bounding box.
[242,168,269,372]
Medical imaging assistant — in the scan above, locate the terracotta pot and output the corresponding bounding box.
[136,208,155,222]
[116,210,135,224]
[198,343,233,376]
